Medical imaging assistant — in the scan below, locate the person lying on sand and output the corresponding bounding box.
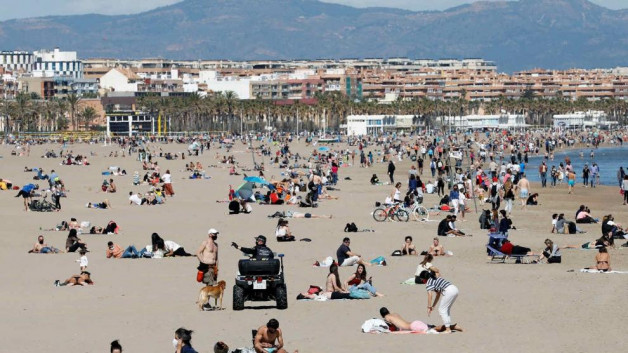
[28,235,62,254]
[54,271,94,286]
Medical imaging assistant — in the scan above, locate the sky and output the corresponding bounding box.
[0,0,626,21]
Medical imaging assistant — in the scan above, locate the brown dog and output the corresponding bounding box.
[197,280,226,310]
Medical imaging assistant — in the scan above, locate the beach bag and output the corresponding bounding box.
[344,222,358,232]
[391,250,402,256]
[307,285,322,295]
[361,319,389,333]
[350,288,371,299]
[568,222,577,234]
[196,270,204,282]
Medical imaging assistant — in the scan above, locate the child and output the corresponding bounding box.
[76,250,88,271]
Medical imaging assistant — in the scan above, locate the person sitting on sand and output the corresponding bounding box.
[345,263,384,297]
[87,199,112,209]
[370,174,382,185]
[325,263,351,299]
[437,215,467,237]
[589,247,611,271]
[428,238,448,256]
[275,219,295,242]
[575,206,597,224]
[337,237,371,267]
[401,236,417,255]
[54,271,94,287]
[66,229,88,253]
[538,239,561,263]
[106,241,140,259]
[28,235,61,254]
[107,179,117,193]
[379,307,430,332]
[415,254,441,283]
[254,319,296,353]
[526,193,539,206]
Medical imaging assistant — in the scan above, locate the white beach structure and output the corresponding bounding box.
[440,114,527,129]
[345,115,418,135]
[552,111,617,129]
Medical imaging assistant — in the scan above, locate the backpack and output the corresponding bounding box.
[568,221,577,234]
[344,222,358,232]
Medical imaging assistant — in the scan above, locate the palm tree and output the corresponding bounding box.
[80,106,98,130]
[223,91,238,132]
[65,93,81,131]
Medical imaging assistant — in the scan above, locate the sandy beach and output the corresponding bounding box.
[0,139,626,353]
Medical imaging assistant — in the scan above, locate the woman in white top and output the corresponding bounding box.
[275,218,295,242]
[391,182,402,203]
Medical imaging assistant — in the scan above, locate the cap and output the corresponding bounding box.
[208,228,219,234]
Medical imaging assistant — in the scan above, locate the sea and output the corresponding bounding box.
[523,145,628,186]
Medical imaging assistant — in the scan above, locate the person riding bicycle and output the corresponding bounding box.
[232,235,274,260]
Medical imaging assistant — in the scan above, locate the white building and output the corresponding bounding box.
[0,51,34,72]
[99,68,141,93]
[440,114,527,129]
[553,111,617,128]
[198,70,257,99]
[346,115,418,136]
[32,48,82,79]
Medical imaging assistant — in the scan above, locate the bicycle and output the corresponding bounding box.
[404,203,430,221]
[373,203,409,222]
[29,195,58,212]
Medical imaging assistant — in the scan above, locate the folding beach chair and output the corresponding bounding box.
[486,244,539,264]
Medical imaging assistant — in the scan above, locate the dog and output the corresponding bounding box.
[197,280,226,311]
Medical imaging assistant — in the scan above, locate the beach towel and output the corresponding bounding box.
[349,288,371,299]
[578,269,628,274]
[361,319,390,333]
[370,256,386,266]
[401,278,417,285]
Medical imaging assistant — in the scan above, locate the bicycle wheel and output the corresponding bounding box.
[373,208,388,222]
[395,209,410,222]
[414,206,428,220]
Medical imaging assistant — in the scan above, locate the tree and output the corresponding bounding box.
[65,93,81,131]
[80,106,98,130]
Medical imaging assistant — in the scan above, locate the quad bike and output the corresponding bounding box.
[233,254,287,310]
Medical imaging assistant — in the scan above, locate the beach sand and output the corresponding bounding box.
[0,140,626,352]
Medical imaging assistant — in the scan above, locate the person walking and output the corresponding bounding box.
[622,175,628,205]
[387,160,396,184]
[418,270,460,334]
[539,161,547,188]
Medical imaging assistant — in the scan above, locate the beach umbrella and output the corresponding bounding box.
[243,176,269,185]
[318,146,330,152]
[235,182,254,200]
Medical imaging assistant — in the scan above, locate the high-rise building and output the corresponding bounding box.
[32,48,82,79]
[0,51,34,72]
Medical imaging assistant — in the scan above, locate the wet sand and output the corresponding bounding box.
[0,140,626,353]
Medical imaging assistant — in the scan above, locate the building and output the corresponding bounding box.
[32,48,83,79]
[552,111,617,129]
[99,68,141,93]
[0,51,34,72]
[19,77,55,100]
[345,115,420,135]
[440,114,528,129]
[106,111,155,137]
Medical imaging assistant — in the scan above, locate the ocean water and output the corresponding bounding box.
[524,146,628,186]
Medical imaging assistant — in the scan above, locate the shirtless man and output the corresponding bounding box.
[254,319,295,353]
[428,238,446,256]
[515,173,531,210]
[196,228,219,285]
[28,235,60,254]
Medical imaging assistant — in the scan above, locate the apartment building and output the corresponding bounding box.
[0,51,34,72]
[32,48,83,79]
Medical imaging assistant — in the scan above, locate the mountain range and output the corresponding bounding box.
[0,0,627,72]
